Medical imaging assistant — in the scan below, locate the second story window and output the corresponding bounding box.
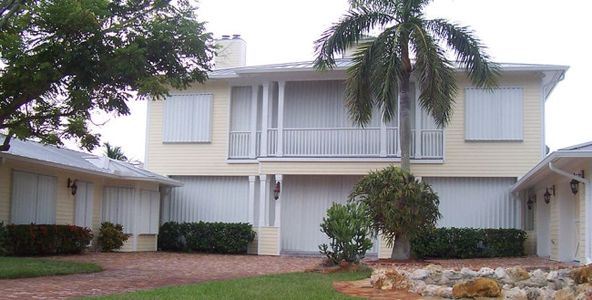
[465,87,523,141]
[163,93,213,143]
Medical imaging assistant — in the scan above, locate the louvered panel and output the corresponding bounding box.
[74,182,94,228]
[465,87,523,141]
[35,175,56,224]
[163,176,249,223]
[102,187,136,234]
[423,177,518,228]
[163,93,213,143]
[11,171,38,224]
[281,175,378,254]
[230,86,252,131]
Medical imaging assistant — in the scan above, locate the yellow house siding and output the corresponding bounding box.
[117,236,135,252]
[136,235,157,251]
[577,186,586,261]
[256,226,279,255]
[524,230,536,255]
[247,227,259,254]
[145,81,258,176]
[146,74,542,178]
[378,234,393,259]
[0,163,10,223]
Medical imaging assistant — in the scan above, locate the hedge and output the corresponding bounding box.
[4,224,93,256]
[411,227,527,259]
[158,222,255,254]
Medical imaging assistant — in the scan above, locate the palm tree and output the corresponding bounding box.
[103,142,128,161]
[314,0,499,171]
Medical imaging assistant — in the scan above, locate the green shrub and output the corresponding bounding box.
[0,222,8,256]
[411,227,527,259]
[319,202,373,264]
[97,222,128,252]
[4,224,92,256]
[158,222,255,254]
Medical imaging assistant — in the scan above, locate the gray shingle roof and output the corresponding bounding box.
[0,136,181,186]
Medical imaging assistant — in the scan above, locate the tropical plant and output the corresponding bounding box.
[314,0,499,171]
[349,165,440,259]
[0,0,214,152]
[319,202,373,265]
[97,222,128,252]
[103,142,128,161]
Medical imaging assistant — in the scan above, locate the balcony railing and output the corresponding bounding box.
[229,127,443,159]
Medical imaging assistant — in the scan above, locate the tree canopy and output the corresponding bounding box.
[0,0,214,151]
[314,0,499,170]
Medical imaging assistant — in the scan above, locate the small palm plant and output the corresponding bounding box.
[103,142,128,161]
[314,0,499,171]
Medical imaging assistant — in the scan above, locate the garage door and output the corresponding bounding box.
[281,175,377,254]
[423,177,518,228]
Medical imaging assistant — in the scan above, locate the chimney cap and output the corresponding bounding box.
[221,34,230,39]
[232,34,241,39]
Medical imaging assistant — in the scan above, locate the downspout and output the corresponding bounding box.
[548,162,591,264]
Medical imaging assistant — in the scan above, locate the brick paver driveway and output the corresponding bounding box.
[0,252,322,299]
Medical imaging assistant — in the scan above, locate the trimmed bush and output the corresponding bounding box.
[319,202,373,264]
[411,227,527,259]
[158,222,255,254]
[97,222,128,252]
[5,224,92,256]
[0,222,8,256]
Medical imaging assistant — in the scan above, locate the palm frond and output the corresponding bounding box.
[409,21,457,127]
[426,19,500,88]
[345,26,401,126]
[313,6,395,70]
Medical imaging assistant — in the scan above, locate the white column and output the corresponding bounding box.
[248,176,256,224]
[258,175,268,226]
[585,179,592,264]
[380,117,387,157]
[260,82,270,157]
[249,85,258,159]
[414,85,422,159]
[274,174,283,227]
[277,81,285,157]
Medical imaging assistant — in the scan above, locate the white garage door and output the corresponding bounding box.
[162,176,250,223]
[423,177,518,228]
[281,175,377,254]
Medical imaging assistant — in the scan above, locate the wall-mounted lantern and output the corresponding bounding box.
[570,170,585,195]
[273,181,281,200]
[67,178,78,195]
[544,185,555,204]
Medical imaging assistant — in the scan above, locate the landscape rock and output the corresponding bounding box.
[452,277,501,298]
[460,267,478,278]
[506,266,530,282]
[370,269,410,290]
[443,269,463,281]
[546,270,559,281]
[572,265,592,284]
[503,286,528,300]
[479,267,495,277]
[410,268,430,280]
[554,287,576,300]
[495,267,508,279]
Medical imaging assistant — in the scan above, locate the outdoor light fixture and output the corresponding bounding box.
[273,181,281,200]
[544,185,555,204]
[570,170,585,195]
[67,178,78,195]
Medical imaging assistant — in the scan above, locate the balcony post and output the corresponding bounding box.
[249,85,258,159]
[248,176,256,224]
[274,174,283,227]
[260,82,270,157]
[258,174,269,226]
[277,81,285,157]
[380,117,387,157]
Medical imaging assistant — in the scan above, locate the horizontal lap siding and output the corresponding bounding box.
[423,177,518,228]
[145,81,258,176]
[136,235,157,251]
[257,227,279,255]
[162,176,249,223]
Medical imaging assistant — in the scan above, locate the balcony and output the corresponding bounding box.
[228,81,444,161]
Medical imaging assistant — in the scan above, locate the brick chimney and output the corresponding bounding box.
[214,34,247,69]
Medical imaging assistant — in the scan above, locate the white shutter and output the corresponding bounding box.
[465,87,523,141]
[75,182,94,228]
[11,171,56,224]
[149,191,160,234]
[163,94,213,143]
[230,87,252,131]
[102,187,135,234]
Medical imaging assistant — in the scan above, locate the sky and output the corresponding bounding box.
[92,0,591,162]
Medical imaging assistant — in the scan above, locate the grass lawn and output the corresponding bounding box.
[0,257,102,279]
[91,270,371,300]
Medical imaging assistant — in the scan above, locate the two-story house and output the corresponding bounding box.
[145,35,567,258]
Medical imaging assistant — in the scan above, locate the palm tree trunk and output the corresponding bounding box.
[391,233,411,260]
[399,37,412,172]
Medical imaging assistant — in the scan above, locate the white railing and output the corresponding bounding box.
[283,127,380,157]
[229,128,443,159]
[228,131,251,158]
